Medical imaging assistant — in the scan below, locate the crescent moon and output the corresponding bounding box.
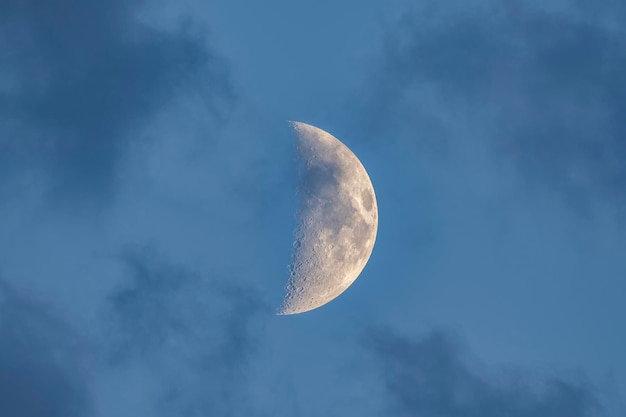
[278,121,378,315]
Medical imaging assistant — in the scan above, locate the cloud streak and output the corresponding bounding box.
[101,248,270,417]
[0,2,273,416]
[0,278,90,417]
[366,328,603,417]
[0,0,232,206]
[363,0,626,213]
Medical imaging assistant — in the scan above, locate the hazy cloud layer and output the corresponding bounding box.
[0,279,90,417]
[0,1,276,416]
[366,328,603,417]
[0,0,232,206]
[364,0,626,212]
[98,249,270,417]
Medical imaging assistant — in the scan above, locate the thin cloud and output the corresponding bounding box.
[0,0,233,207]
[365,328,603,417]
[0,279,90,417]
[103,248,270,417]
[363,1,626,212]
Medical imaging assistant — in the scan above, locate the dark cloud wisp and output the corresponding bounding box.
[366,328,603,417]
[0,279,90,417]
[367,2,626,211]
[0,0,232,205]
[104,249,270,417]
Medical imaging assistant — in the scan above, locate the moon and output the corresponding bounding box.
[278,121,378,315]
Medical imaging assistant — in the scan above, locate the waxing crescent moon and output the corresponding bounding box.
[278,121,378,315]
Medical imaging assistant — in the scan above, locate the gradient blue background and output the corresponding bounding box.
[1,1,625,416]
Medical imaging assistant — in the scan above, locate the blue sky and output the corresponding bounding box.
[1,0,625,416]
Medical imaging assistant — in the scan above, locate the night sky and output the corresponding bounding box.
[1,1,625,416]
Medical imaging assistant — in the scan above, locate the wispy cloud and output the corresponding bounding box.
[101,248,270,417]
[0,3,274,416]
[363,0,626,213]
[0,0,232,207]
[0,278,90,417]
[365,328,603,417]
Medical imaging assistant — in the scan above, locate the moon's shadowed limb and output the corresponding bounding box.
[278,121,378,315]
